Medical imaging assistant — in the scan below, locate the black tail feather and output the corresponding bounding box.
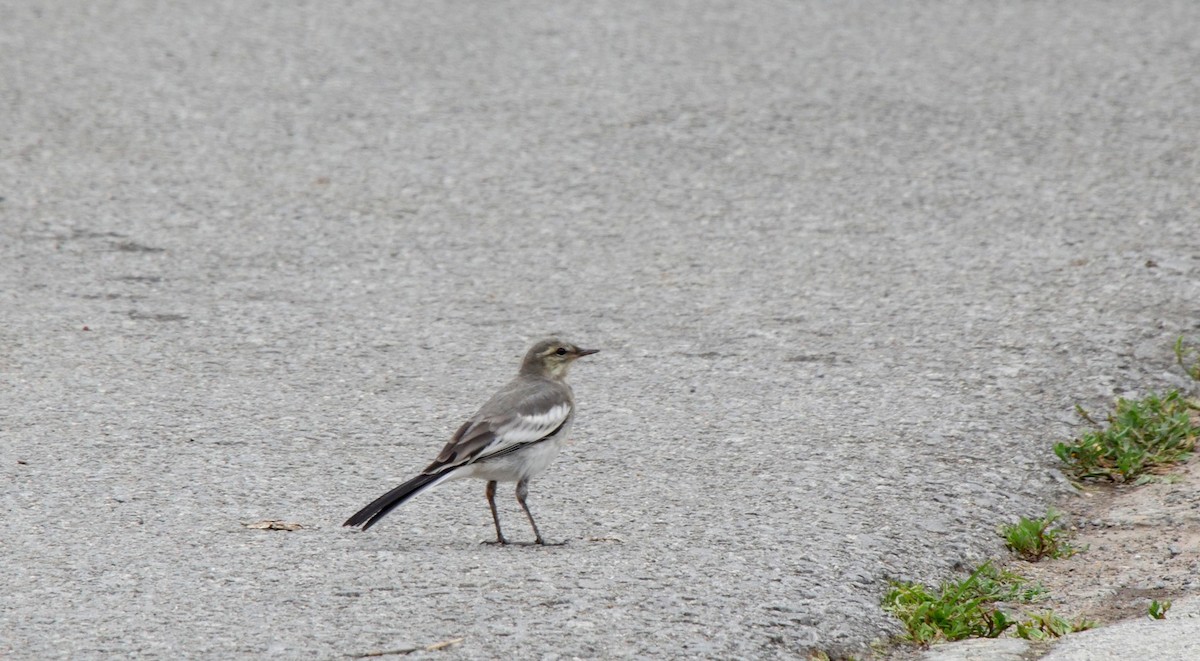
[343,472,442,530]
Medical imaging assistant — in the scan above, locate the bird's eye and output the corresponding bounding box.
[555,347,568,356]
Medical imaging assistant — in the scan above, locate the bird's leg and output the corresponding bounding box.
[516,478,563,546]
[483,480,508,545]
[515,479,543,544]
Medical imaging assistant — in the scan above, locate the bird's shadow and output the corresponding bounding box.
[480,540,569,548]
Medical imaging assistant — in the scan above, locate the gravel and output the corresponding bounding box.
[2,1,1199,658]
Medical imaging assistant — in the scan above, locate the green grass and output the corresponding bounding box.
[1149,599,1171,620]
[1014,611,1096,640]
[1176,336,1200,382]
[882,562,1046,645]
[1002,510,1078,562]
[1054,390,1200,483]
[967,564,1048,603]
[883,562,1094,646]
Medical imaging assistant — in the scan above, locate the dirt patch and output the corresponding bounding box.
[1013,457,1200,628]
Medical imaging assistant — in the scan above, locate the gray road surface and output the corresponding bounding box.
[3,1,1199,658]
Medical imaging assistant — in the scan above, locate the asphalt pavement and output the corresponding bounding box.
[3,2,1199,658]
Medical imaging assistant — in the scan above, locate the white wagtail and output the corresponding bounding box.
[343,338,598,545]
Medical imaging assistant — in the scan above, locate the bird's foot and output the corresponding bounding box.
[482,538,567,547]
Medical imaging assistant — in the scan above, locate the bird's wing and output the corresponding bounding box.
[422,380,572,475]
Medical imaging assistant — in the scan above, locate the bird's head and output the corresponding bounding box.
[521,338,599,378]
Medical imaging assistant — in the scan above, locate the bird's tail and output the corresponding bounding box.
[343,472,447,530]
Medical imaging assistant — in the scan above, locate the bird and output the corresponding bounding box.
[343,338,598,545]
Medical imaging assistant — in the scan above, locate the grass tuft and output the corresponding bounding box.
[1175,336,1200,383]
[882,562,1045,645]
[883,562,1096,646]
[968,564,1048,603]
[1002,510,1078,562]
[1054,390,1199,483]
[1013,611,1095,640]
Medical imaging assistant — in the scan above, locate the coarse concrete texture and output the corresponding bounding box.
[1040,597,1200,661]
[2,1,1198,658]
[919,637,1036,661]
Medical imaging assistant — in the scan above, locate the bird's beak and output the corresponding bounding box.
[575,348,599,357]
